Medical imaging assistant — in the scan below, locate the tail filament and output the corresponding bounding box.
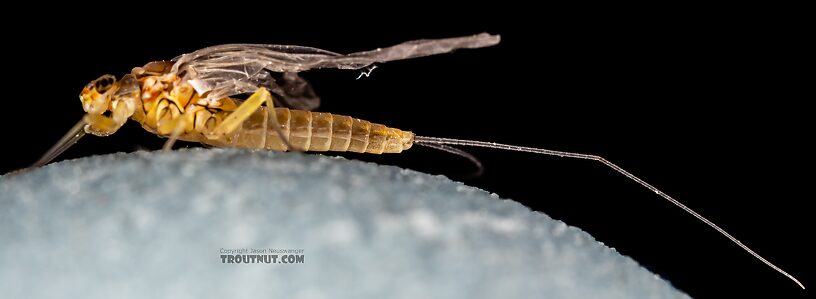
[414,135,804,289]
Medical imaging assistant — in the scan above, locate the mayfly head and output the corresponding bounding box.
[31,73,141,167]
[79,74,140,136]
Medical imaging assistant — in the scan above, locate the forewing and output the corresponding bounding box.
[172,33,500,109]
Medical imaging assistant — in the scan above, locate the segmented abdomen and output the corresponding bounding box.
[214,107,414,154]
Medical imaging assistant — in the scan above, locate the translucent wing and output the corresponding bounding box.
[171,33,500,110]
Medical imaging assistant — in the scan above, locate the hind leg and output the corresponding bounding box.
[203,87,297,151]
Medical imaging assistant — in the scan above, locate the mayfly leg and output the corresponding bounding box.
[413,135,805,289]
[161,116,191,151]
[261,89,300,152]
[202,88,298,151]
[32,118,87,167]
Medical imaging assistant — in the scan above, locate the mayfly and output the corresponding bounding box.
[34,33,803,289]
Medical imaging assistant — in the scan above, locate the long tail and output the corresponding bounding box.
[414,135,804,289]
[414,142,484,178]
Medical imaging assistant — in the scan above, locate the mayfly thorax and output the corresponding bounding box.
[33,33,803,289]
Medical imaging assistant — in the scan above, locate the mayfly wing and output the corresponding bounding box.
[173,51,328,110]
[338,33,500,67]
[269,72,320,111]
[171,33,500,110]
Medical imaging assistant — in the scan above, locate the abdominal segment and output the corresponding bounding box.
[203,107,414,154]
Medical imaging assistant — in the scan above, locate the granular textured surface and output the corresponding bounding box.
[0,149,690,299]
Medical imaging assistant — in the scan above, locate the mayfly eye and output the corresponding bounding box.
[94,75,116,93]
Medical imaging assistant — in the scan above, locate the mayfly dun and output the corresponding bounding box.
[33,33,803,289]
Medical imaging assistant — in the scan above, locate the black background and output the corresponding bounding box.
[1,6,810,298]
